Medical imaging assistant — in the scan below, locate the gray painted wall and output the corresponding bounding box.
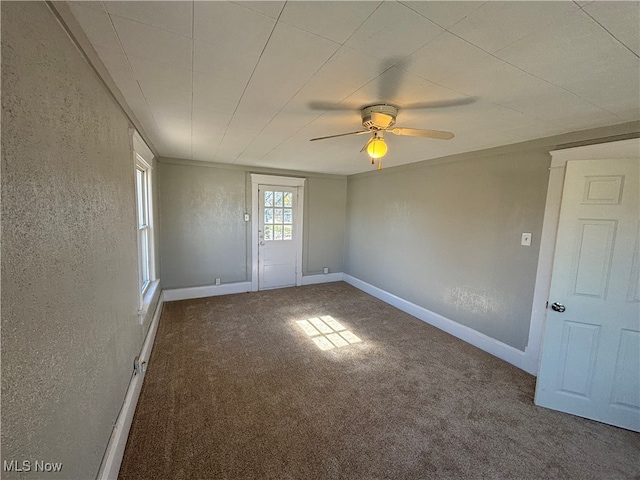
[158,162,248,288]
[343,121,639,352]
[345,150,550,351]
[1,3,158,478]
[158,160,347,289]
[304,176,347,275]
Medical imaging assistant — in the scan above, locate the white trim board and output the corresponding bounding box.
[343,274,532,374]
[162,282,251,302]
[132,131,154,165]
[550,138,639,166]
[302,272,344,285]
[164,275,342,303]
[96,297,163,480]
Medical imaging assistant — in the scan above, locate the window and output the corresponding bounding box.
[134,150,156,303]
[135,156,151,293]
[263,189,293,241]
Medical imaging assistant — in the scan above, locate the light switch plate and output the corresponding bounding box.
[521,233,532,246]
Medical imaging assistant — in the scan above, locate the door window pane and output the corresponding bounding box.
[274,208,283,223]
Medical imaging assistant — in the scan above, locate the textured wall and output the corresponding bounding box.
[304,176,347,275]
[345,151,550,351]
[1,2,147,478]
[158,162,248,289]
[158,160,347,289]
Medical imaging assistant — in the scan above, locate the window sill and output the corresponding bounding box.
[138,279,160,324]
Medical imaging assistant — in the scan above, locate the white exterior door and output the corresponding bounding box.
[257,184,301,290]
[535,158,640,431]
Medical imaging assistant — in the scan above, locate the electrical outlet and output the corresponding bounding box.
[244,213,250,222]
[521,233,532,246]
[133,355,142,375]
[215,278,221,286]
[323,267,329,274]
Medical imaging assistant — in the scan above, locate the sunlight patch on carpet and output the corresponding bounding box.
[296,316,362,350]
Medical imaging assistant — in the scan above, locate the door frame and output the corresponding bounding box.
[525,138,640,375]
[250,174,305,292]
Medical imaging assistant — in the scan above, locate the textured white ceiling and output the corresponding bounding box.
[68,1,640,175]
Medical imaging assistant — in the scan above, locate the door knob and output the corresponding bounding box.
[551,302,566,313]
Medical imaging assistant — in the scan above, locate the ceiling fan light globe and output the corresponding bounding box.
[367,138,387,159]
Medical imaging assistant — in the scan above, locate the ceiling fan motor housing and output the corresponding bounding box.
[361,104,398,130]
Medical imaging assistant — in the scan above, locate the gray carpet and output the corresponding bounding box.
[119,282,640,479]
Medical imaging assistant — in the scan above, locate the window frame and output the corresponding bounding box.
[135,155,152,294]
[133,131,158,323]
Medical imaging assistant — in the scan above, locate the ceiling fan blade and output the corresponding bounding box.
[307,101,361,111]
[309,130,369,141]
[378,57,406,101]
[359,136,374,153]
[371,111,394,129]
[402,97,477,110]
[389,127,454,140]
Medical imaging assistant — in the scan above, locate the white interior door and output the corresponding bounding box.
[258,185,299,290]
[535,158,640,431]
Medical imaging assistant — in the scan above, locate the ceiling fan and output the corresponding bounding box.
[309,103,454,170]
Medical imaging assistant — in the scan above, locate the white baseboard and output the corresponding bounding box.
[162,281,251,302]
[343,274,531,374]
[97,296,164,480]
[302,272,344,285]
